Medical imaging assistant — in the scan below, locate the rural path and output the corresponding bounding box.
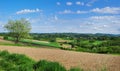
[0,45,120,71]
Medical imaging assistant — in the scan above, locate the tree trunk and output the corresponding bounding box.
[15,37,19,44]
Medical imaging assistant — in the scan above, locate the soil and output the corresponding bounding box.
[0,45,120,71]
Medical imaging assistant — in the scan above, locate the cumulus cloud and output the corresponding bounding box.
[76,10,88,14]
[58,7,120,14]
[103,25,108,28]
[54,15,58,20]
[87,15,120,33]
[90,16,116,20]
[93,27,103,30]
[0,24,4,28]
[76,1,84,6]
[29,15,120,34]
[57,2,61,5]
[0,21,6,32]
[91,7,120,14]
[16,8,42,14]
[66,2,72,6]
[59,10,87,14]
[86,0,98,6]
[59,10,73,14]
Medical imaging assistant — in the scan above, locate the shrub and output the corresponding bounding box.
[0,60,15,70]
[92,47,98,53]
[0,50,9,57]
[33,60,66,71]
[0,51,85,71]
[0,51,35,71]
[5,54,34,65]
[96,47,108,53]
[15,64,34,71]
[3,36,8,40]
[108,46,120,53]
[49,38,56,42]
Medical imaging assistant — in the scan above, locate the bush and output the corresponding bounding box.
[3,36,8,40]
[49,38,56,42]
[0,51,84,71]
[33,60,66,71]
[0,50,9,57]
[5,54,34,65]
[108,46,120,53]
[0,51,35,71]
[96,47,108,53]
[0,60,15,70]
[15,64,34,71]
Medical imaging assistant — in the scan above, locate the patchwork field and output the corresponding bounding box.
[0,45,120,71]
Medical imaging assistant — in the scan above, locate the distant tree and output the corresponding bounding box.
[4,18,31,43]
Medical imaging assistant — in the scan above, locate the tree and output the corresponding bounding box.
[4,18,31,43]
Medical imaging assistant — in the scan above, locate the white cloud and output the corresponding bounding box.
[59,10,73,14]
[66,2,72,6]
[90,16,116,20]
[29,15,120,34]
[0,21,6,32]
[91,7,120,14]
[103,25,108,28]
[86,15,120,33]
[0,24,4,28]
[76,10,88,14]
[76,1,84,6]
[16,8,42,14]
[93,27,103,30]
[86,0,98,6]
[59,10,87,14]
[57,2,61,5]
[54,15,58,20]
[58,7,120,15]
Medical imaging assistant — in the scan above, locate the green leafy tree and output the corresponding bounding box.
[4,18,31,43]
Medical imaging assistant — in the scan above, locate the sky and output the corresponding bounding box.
[0,0,120,34]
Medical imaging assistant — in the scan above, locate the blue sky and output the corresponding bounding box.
[0,0,120,34]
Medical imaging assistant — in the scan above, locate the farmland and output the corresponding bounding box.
[0,45,120,71]
[0,33,120,71]
[1,33,120,54]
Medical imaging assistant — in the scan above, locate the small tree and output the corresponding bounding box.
[4,18,31,43]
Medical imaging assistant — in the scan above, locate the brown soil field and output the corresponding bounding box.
[0,45,120,71]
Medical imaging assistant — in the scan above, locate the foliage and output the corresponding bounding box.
[4,18,31,43]
[1,33,120,54]
[33,60,66,71]
[3,36,8,40]
[0,51,85,71]
[0,51,35,71]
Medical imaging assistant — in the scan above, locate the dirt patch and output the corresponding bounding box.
[0,46,120,71]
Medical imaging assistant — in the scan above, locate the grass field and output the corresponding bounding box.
[0,37,120,71]
[3,37,61,48]
[21,39,61,48]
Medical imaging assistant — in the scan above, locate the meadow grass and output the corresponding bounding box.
[0,50,86,71]
[2,37,61,48]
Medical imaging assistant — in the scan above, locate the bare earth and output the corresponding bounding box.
[0,45,120,71]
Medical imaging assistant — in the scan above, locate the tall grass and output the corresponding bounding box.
[0,50,35,71]
[4,37,61,48]
[0,50,85,71]
[33,60,66,71]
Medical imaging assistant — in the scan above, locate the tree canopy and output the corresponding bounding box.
[4,18,31,43]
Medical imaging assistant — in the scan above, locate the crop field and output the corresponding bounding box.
[0,34,120,71]
[0,44,120,71]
